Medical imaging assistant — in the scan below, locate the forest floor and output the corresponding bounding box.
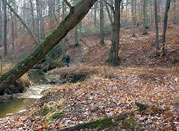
[0,25,179,130]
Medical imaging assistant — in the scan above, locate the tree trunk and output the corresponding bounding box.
[99,0,104,45]
[0,0,2,47]
[29,0,36,33]
[3,0,7,56]
[162,0,171,56]
[74,25,79,46]
[173,0,176,24]
[0,0,97,92]
[94,2,98,27]
[154,0,159,56]
[142,0,147,35]
[108,0,122,66]
[10,10,15,54]
[36,0,40,42]
[131,0,136,37]
[39,0,45,40]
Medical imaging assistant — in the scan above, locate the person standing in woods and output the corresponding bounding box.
[66,55,70,67]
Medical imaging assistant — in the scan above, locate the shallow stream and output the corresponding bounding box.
[0,84,53,118]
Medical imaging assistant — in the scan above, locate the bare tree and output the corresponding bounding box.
[154,0,159,56]
[142,0,147,35]
[131,0,136,37]
[108,0,122,66]
[162,0,171,56]
[0,0,2,47]
[100,0,104,45]
[3,0,7,56]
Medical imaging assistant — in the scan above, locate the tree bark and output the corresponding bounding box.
[3,0,7,56]
[0,0,97,92]
[142,0,147,35]
[0,0,2,47]
[173,0,176,24]
[108,0,122,66]
[154,0,159,56]
[74,25,79,46]
[100,0,104,45]
[39,0,45,40]
[94,2,98,27]
[10,9,15,54]
[162,0,171,56]
[29,0,36,33]
[131,0,136,37]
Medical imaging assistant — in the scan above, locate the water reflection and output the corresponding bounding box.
[0,98,37,118]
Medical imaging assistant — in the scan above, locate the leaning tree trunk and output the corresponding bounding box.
[0,0,97,92]
[108,0,122,66]
[162,0,171,56]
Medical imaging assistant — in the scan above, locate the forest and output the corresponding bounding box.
[0,0,178,130]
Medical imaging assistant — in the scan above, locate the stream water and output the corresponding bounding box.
[0,84,53,118]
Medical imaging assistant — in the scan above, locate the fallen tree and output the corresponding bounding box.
[58,113,127,131]
[0,0,97,92]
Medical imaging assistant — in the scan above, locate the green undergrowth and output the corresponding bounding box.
[172,59,179,64]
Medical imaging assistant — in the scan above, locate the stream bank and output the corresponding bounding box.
[0,70,53,118]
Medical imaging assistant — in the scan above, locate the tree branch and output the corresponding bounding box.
[64,0,73,9]
[104,0,114,14]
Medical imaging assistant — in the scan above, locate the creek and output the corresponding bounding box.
[0,71,53,118]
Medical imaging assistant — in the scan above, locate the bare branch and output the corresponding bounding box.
[104,0,114,14]
[64,0,73,9]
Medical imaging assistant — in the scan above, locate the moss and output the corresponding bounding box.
[48,112,65,123]
[172,59,179,64]
[37,104,50,116]
[123,117,135,130]
[86,118,113,129]
[173,102,179,107]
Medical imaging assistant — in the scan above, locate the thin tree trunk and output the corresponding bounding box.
[162,0,171,56]
[3,0,7,56]
[29,0,35,33]
[173,0,176,24]
[36,0,40,42]
[79,22,82,39]
[142,0,147,35]
[94,2,98,27]
[154,0,159,56]
[0,0,97,92]
[131,0,136,37]
[105,3,112,26]
[74,25,79,46]
[100,0,104,45]
[39,1,45,40]
[10,10,15,54]
[0,0,2,47]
